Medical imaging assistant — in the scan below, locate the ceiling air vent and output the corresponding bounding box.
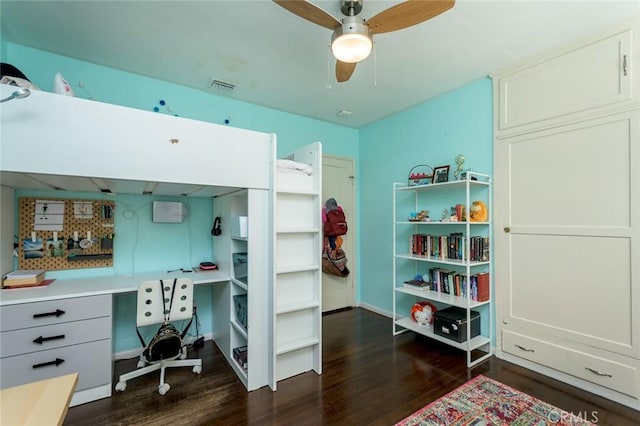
[209,79,235,93]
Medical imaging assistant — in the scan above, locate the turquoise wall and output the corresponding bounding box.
[2,42,493,352]
[358,79,493,313]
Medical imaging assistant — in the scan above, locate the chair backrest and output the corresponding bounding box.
[136,278,194,327]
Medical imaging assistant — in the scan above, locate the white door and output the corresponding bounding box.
[494,110,640,359]
[322,155,355,312]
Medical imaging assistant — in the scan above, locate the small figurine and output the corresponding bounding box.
[454,154,465,178]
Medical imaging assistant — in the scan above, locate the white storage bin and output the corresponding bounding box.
[232,216,248,238]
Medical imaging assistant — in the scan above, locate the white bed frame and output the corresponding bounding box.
[0,83,322,395]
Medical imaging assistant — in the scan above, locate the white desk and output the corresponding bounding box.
[0,269,229,306]
[0,269,229,406]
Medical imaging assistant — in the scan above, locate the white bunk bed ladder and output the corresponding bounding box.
[272,142,322,389]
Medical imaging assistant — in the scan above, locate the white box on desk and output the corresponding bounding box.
[231,216,248,238]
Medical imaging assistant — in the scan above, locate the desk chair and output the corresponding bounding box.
[115,278,202,395]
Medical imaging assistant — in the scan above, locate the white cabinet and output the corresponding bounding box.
[496,27,636,136]
[0,295,112,406]
[495,109,640,408]
[392,173,493,368]
[494,17,640,410]
[272,143,322,388]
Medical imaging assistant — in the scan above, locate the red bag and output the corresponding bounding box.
[324,208,348,236]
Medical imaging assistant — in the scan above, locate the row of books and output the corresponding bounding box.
[403,270,490,302]
[410,233,490,262]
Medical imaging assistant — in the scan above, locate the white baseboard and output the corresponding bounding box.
[357,302,393,318]
[71,384,111,407]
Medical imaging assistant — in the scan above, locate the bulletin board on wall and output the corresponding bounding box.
[18,197,115,271]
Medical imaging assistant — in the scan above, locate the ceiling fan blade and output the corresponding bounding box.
[367,0,455,35]
[273,0,341,30]
[336,61,357,83]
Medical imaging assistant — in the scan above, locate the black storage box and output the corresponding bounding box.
[434,307,480,343]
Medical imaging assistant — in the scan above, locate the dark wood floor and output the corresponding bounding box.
[65,308,639,425]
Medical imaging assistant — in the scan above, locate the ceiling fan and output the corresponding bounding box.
[273,0,455,82]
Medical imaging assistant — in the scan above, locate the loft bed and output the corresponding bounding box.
[0,83,323,398]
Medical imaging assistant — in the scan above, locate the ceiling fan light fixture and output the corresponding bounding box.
[331,17,372,63]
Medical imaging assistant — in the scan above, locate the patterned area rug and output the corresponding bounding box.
[396,375,594,425]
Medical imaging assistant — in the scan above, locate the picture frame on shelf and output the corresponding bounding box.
[432,165,450,183]
[459,170,478,181]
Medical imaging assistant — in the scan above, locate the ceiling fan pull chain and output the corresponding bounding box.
[326,45,332,89]
[374,43,377,88]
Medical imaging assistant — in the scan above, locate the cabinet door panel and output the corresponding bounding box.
[495,112,640,358]
[498,30,632,133]
[509,117,631,228]
[509,233,632,348]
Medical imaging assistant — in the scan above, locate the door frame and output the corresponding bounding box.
[322,154,356,312]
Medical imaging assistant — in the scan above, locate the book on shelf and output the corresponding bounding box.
[410,233,490,262]
[476,272,490,302]
[403,279,430,291]
[2,269,46,288]
[469,272,490,302]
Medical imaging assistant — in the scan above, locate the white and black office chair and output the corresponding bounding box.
[115,278,202,395]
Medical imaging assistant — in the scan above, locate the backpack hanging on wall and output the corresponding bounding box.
[324,198,348,237]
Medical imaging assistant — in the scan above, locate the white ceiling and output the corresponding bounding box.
[1,0,638,128]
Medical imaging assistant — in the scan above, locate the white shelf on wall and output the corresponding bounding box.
[395,317,491,351]
[392,172,493,368]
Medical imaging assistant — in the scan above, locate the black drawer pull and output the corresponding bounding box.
[32,358,65,369]
[33,309,65,319]
[515,344,535,353]
[33,334,66,344]
[585,367,613,378]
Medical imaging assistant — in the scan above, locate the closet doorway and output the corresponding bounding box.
[322,155,355,312]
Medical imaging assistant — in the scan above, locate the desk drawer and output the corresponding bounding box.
[1,316,111,357]
[503,330,639,398]
[0,339,111,391]
[1,295,111,331]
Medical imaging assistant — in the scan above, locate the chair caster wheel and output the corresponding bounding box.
[193,365,202,374]
[137,360,146,368]
[115,381,127,392]
[158,383,170,395]
[179,351,187,360]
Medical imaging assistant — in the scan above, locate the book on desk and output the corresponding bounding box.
[2,269,46,288]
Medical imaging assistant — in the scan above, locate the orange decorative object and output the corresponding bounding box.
[469,200,488,222]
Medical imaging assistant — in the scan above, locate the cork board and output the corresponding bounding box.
[18,197,115,271]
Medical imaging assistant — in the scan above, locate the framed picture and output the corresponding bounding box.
[432,165,450,183]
